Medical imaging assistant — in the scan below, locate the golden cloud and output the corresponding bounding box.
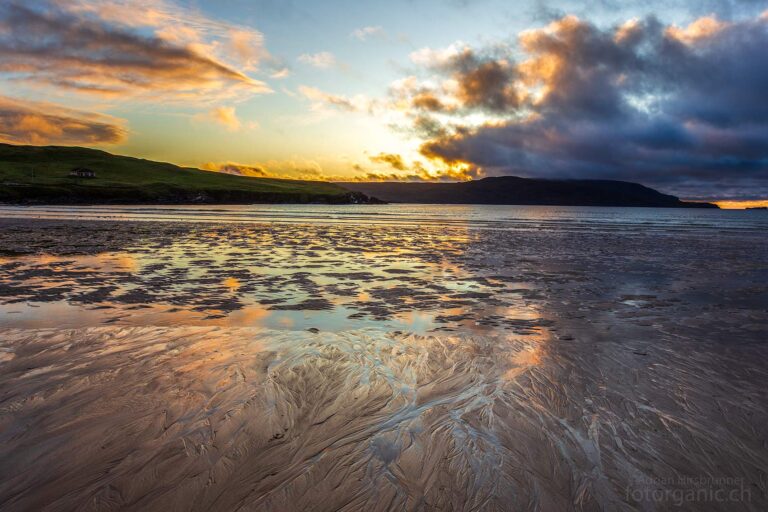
[198,106,257,132]
[201,162,268,177]
[202,159,330,181]
[0,95,127,145]
[369,153,407,171]
[298,86,377,115]
[666,16,729,44]
[0,1,271,103]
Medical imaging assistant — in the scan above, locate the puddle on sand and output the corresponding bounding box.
[0,229,552,336]
[0,300,442,333]
[0,300,546,337]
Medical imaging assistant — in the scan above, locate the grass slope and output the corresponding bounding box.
[0,144,352,204]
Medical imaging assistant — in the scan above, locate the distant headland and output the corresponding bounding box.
[337,177,719,208]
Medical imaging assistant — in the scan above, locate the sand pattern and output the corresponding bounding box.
[0,217,767,511]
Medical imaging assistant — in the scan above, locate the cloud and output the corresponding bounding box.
[0,95,127,145]
[271,68,291,79]
[212,107,242,131]
[299,86,356,111]
[60,0,275,72]
[353,161,480,182]
[0,1,271,103]
[202,158,329,181]
[393,45,520,117]
[298,86,375,114]
[531,0,767,22]
[362,152,480,181]
[201,162,268,177]
[193,106,258,132]
[204,154,479,183]
[665,16,730,44]
[298,51,336,68]
[198,106,258,132]
[370,153,407,171]
[388,12,768,200]
[351,26,385,41]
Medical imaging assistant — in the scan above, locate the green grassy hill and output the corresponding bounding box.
[0,144,363,204]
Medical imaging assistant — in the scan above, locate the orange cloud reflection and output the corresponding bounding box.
[715,200,768,209]
[223,277,241,292]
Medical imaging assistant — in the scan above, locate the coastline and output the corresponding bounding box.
[0,189,381,206]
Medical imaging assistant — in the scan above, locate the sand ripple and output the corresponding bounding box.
[1,326,766,511]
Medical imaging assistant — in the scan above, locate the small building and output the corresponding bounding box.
[69,168,96,178]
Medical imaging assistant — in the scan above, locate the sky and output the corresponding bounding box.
[0,0,767,204]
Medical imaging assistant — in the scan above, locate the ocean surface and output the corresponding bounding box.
[0,205,766,511]
[0,203,766,231]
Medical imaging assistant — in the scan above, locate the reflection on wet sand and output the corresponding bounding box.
[0,221,539,334]
[2,325,765,511]
[0,215,767,511]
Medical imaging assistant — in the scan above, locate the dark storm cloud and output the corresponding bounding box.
[447,50,520,113]
[411,93,448,113]
[408,46,519,114]
[405,13,768,200]
[530,0,767,23]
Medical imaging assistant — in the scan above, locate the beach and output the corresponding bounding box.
[0,206,766,511]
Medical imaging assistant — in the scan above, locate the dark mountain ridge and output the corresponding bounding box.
[337,176,718,208]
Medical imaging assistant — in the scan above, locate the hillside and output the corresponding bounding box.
[337,176,718,208]
[0,144,369,204]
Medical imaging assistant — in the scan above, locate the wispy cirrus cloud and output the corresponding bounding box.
[298,86,376,114]
[0,1,272,103]
[57,0,278,74]
[298,51,337,69]
[270,68,292,79]
[0,95,126,145]
[351,26,385,41]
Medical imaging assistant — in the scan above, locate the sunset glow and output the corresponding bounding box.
[0,0,766,202]
[2,3,768,508]
[715,200,768,210]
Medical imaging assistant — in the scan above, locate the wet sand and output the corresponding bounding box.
[0,215,767,511]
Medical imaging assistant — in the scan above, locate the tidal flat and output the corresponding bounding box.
[0,207,767,511]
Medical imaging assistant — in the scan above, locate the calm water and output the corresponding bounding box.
[0,203,766,232]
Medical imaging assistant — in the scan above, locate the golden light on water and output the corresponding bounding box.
[223,277,241,292]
